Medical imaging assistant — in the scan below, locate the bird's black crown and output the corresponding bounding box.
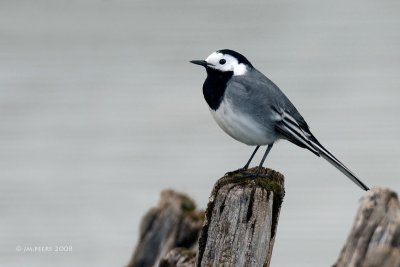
[217,49,253,68]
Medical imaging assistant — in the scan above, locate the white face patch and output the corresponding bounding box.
[205,52,248,76]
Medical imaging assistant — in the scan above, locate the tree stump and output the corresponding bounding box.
[159,248,197,267]
[127,190,204,267]
[196,167,285,267]
[334,187,400,267]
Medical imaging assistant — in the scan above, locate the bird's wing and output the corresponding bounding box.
[229,69,369,191]
[227,68,311,133]
[274,108,369,190]
[273,108,320,156]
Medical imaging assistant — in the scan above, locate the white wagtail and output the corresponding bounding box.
[190,49,369,191]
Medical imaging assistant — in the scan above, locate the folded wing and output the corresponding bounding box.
[275,109,369,191]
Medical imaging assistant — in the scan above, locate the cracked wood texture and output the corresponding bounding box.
[334,187,400,267]
[196,167,285,267]
[127,190,204,267]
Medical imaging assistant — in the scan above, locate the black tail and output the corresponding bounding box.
[275,111,370,191]
[309,136,370,191]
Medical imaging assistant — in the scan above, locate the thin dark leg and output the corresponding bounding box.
[243,146,260,170]
[256,144,274,173]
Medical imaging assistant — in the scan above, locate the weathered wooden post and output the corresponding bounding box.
[334,187,400,267]
[196,167,285,267]
[129,167,285,267]
[129,168,400,267]
[127,190,204,267]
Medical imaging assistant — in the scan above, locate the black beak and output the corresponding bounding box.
[190,60,208,67]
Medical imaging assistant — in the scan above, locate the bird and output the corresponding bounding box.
[190,49,369,191]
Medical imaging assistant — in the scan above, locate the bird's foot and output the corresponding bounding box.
[225,167,247,176]
[226,167,268,179]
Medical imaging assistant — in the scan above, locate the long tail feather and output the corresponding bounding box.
[310,138,370,191]
[275,110,370,191]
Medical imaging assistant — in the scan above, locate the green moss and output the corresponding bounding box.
[214,167,284,199]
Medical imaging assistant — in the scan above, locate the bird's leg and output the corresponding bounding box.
[254,144,274,176]
[231,144,274,179]
[242,145,260,170]
[225,146,260,176]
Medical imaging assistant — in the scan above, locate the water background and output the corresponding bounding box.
[1,1,400,266]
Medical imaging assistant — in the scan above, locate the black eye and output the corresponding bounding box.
[219,59,226,65]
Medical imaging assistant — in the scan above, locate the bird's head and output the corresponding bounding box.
[190,49,253,76]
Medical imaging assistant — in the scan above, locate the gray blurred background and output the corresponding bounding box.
[1,0,399,266]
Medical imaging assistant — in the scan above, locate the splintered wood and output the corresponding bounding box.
[334,187,400,267]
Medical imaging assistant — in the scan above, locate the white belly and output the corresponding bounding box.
[210,99,275,145]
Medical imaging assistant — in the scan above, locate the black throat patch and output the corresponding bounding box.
[203,67,233,111]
